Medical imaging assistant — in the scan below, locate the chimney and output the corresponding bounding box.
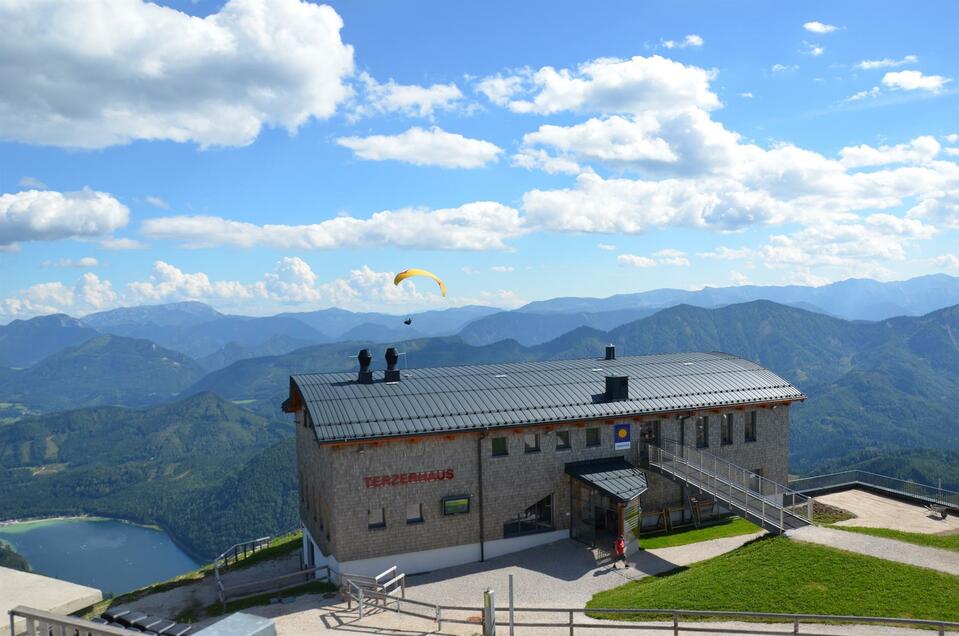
[605,375,628,401]
[605,344,616,360]
[384,347,401,383]
[357,348,373,384]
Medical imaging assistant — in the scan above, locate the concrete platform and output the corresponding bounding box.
[817,488,959,534]
[1,566,102,636]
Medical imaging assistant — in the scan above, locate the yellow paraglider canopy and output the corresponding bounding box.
[394,268,447,297]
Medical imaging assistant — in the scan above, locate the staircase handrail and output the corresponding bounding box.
[649,439,814,527]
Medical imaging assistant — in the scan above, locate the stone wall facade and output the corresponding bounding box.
[296,403,791,568]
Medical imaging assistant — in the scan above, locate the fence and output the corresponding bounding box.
[9,606,132,636]
[649,439,813,531]
[790,470,959,508]
[215,564,333,608]
[341,587,959,636]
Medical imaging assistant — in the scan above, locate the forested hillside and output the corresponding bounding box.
[0,392,292,558]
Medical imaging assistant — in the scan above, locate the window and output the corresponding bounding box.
[746,412,758,442]
[368,507,385,529]
[524,432,540,453]
[555,430,571,450]
[406,502,424,524]
[745,411,758,442]
[491,437,508,457]
[503,495,553,538]
[585,427,601,447]
[442,495,470,515]
[696,416,709,448]
[721,414,733,446]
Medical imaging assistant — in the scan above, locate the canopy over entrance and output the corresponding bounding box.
[566,458,648,502]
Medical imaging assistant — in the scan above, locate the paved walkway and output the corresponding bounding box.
[816,489,959,534]
[787,525,959,575]
[405,532,765,608]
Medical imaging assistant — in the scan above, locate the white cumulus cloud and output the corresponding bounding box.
[0,188,129,248]
[857,55,918,70]
[0,0,354,148]
[41,257,99,269]
[840,135,941,168]
[142,201,525,251]
[661,34,704,49]
[477,55,720,115]
[352,72,463,119]
[803,21,838,34]
[882,70,951,93]
[336,127,501,168]
[617,254,656,268]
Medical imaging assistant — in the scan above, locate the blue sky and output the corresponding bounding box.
[1,0,958,320]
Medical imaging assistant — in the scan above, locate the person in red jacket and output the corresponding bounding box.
[614,534,627,568]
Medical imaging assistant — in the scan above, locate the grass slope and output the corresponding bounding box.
[588,536,959,623]
[639,517,759,550]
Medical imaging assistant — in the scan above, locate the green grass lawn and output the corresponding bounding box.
[588,536,959,624]
[639,517,759,550]
[830,526,959,553]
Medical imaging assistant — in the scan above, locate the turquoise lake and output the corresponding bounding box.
[0,518,201,595]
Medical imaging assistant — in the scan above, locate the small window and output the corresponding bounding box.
[745,411,758,442]
[696,416,709,448]
[555,430,571,450]
[491,437,508,456]
[368,507,385,529]
[721,414,733,446]
[585,427,601,447]
[406,502,424,524]
[524,432,540,453]
[443,495,470,515]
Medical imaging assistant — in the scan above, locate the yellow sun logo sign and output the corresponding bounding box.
[617,428,628,439]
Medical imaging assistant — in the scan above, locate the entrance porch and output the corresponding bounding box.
[565,458,648,556]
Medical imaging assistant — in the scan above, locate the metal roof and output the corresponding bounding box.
[290,351,804,444]
[565,458,649,502]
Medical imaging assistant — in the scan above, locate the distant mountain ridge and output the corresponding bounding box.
[517,274,959,321]
[0,334,206,410]
[0,314,99,367]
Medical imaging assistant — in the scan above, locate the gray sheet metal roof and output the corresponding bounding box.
[566,458,648,502]
[291,351,804,444]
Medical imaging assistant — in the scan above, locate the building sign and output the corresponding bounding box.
[364,468,454,489]
[442,495,470,515]
[614,423,631,450]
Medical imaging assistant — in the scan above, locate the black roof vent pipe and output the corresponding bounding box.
[605,344,616,360]
[385,347,401,383]
[357,349,373,384]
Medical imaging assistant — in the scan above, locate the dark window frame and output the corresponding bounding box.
[491,436,509,457]
[745,411,758,443]
[367,507,386,530]
[555,429,572,450]
[503,494,554,538]
[585,427,601,447]
[721,414,733,446]
[696,416,709,448]
[524,432,541,453]
[406,502,424,524]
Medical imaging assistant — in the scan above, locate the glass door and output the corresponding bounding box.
[570,479,596,546]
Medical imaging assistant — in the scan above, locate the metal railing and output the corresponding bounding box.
[216,564,333,608]
[9,606,131,636]
[790,470,959,508]
[343,565,406,615]
[341,587,959,635]
[648,439,813,531]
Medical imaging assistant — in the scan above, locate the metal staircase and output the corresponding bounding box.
[647,439,813,533]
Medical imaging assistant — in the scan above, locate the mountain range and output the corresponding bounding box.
[3,275,959,559]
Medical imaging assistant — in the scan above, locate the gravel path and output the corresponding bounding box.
[787,525,959,575]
